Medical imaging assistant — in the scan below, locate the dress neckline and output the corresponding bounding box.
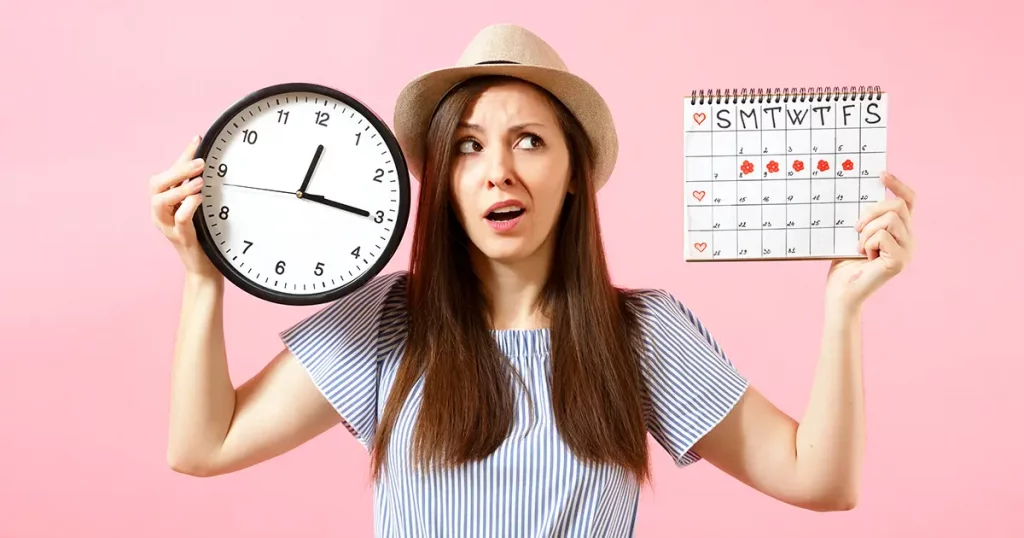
[490,328,552,358]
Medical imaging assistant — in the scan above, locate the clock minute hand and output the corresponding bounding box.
[297,144,324,195]
[302,193,370,217]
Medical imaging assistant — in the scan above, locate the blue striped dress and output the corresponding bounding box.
[280,271,749,537]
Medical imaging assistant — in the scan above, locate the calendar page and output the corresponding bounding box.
[683,87,888,261]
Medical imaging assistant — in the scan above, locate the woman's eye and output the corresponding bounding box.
[518,134,543,149]
[458,139,481,153]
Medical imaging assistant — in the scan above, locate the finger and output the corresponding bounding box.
[175,135,203,167]
[880,171,916,214]
[152,176,204,226]
[855,197,911,232]
[149,156,205,195]
[174,192,203,228]
[863,229,906,272]
[859,210,910,253]
[863,229,888,260]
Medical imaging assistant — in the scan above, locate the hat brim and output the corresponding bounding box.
[393,63,618,191]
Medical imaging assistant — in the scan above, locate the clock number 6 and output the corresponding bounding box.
[276,261,286,275]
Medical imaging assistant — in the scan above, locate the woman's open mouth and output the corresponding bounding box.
[484,203,526,232]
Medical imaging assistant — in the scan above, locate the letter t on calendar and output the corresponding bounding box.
[683,88,888,261]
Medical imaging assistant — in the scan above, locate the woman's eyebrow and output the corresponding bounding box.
[457,122,546,134]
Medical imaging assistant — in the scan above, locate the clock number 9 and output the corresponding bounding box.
[217,163,228,177]
[374,210,384,223]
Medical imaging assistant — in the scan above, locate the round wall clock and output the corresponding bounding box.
[192,82,410,306]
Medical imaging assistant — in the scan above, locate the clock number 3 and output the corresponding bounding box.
[374,210,384,223]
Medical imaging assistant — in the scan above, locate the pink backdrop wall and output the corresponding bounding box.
[2,0,1021,536]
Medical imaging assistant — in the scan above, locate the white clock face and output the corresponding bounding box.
[195,85,409,304]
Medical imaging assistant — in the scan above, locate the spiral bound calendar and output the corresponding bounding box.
[683,86,887,261]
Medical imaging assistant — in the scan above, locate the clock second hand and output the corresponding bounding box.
[221,182,296,196]
[220,183,369,219]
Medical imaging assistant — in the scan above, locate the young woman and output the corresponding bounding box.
[149,23,916,537]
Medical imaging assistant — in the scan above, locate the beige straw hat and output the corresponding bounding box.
[393,23,618,191]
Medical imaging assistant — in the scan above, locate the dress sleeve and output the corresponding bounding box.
[633,289,750,467]
[278,271,407,449]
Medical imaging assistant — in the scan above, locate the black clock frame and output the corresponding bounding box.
[191,82,411,306]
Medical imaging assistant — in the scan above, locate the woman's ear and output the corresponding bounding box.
[567,172,577,195]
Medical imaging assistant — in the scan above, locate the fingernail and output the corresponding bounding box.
[193,134,202,143]
[191,158,203,168]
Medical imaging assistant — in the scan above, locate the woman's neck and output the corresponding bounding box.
[470,244,554,331]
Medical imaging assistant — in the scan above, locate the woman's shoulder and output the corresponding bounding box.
[621,286,692,325]
[620,285,727,357]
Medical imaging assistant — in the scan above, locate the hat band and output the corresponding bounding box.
[475,60,521,65]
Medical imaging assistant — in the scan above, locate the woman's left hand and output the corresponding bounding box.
[824,171,916,312]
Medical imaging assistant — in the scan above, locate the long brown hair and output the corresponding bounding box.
[371,75,650,483]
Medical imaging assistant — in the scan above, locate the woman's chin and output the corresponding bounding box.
[471,234,538,264]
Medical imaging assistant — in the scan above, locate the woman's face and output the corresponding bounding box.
[449,80,572,266]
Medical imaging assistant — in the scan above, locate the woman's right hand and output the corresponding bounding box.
[150,135,220,279]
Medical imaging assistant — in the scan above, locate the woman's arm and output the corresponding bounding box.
[691,304,864,512]
[166,273,341,477]
[692,171,914,511]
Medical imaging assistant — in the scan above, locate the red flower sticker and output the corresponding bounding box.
[740,160,754,175]
[766,160,780,173]
[817,159,830,172]
[792,160,805,172]
[842,159,854,171]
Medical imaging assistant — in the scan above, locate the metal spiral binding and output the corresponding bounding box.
[689,85,883,105]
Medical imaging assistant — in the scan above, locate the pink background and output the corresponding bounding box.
[2,0,1021,536]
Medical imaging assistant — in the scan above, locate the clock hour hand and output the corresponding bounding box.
[301,193,370,217]
[297,144,324,195]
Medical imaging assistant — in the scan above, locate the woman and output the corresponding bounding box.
[150,23,916,537]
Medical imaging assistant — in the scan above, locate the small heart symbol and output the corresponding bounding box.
[692,190,705,201]
[694,242,707,252]
[693,112,706,125]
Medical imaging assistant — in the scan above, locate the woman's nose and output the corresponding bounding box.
[484,147,516,189]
